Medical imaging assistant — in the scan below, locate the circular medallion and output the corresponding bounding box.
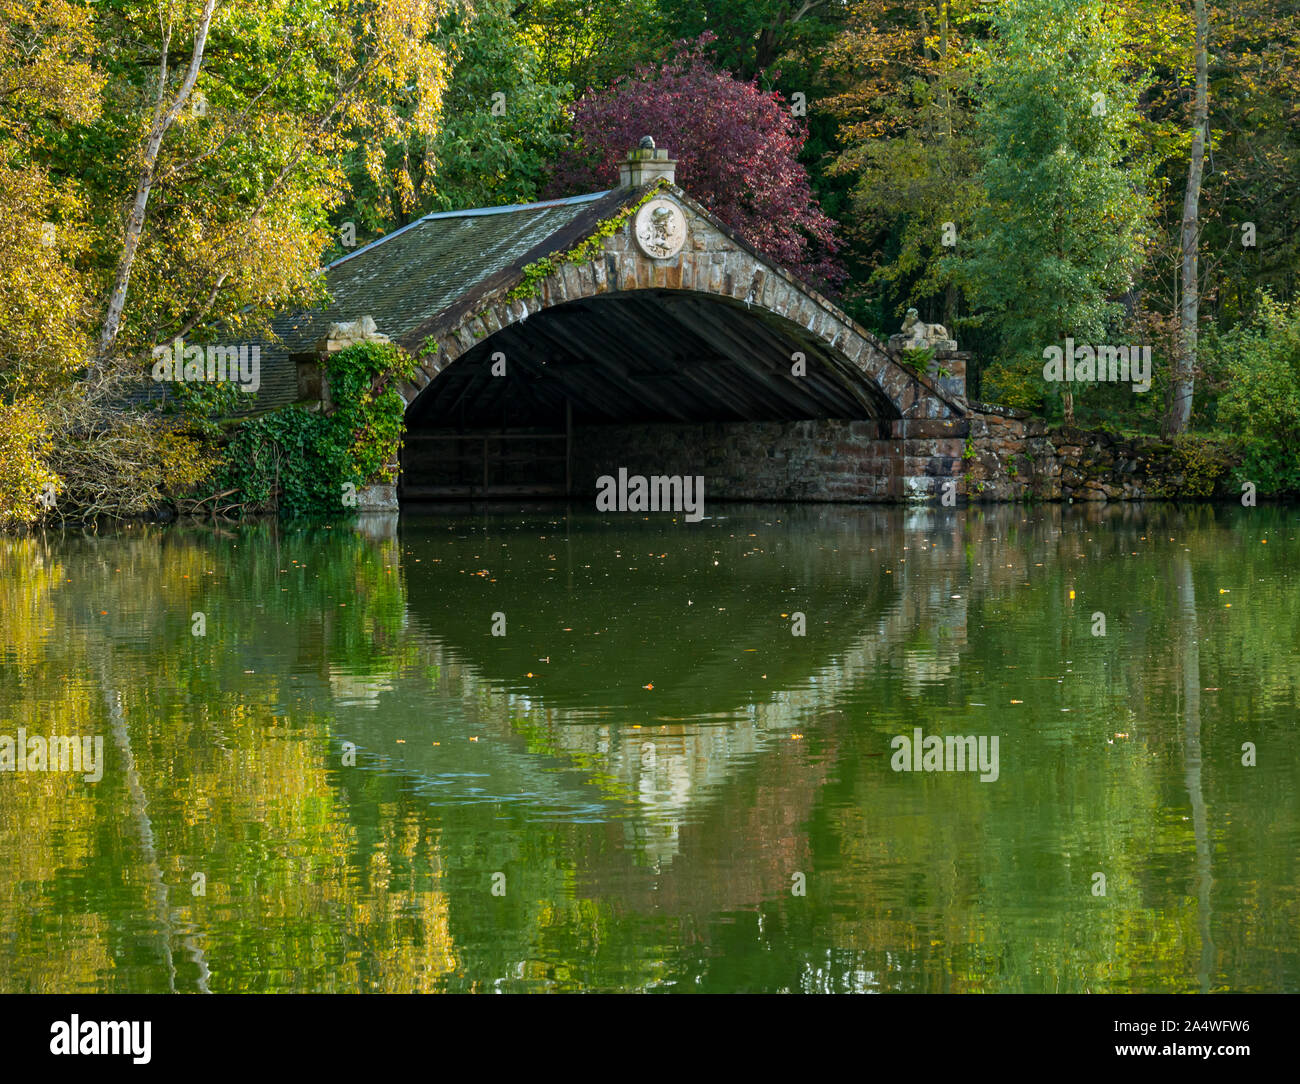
[634,198,688,259]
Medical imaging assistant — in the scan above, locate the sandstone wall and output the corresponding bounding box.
[568,409,1240,505]
[570,417,969,503]
[964,402,1239,502]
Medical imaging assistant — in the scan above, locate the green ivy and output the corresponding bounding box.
[207,341,414,518]
[504,182,667,304]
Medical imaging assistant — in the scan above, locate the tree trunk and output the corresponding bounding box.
[96,1,218,364]
[1167,0,1209,435]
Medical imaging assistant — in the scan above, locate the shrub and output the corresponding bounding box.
[1212,293,1300,495]
[0,396,57,527]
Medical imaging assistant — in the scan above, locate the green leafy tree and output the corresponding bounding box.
[515,0,662,91]
[340,0,571,234]
[826,1,985,332]
[1211,292,1300,494]
[950,0,1153,420]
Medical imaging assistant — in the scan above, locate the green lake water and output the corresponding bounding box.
[1,502,1297,993]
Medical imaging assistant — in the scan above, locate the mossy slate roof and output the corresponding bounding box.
[251,189,626,411]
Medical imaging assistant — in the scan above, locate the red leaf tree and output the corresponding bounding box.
[547,37,844,285]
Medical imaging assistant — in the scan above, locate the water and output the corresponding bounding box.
[1,503,1296,993]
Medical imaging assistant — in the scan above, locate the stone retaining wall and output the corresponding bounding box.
[570,418,968,503]
[964,403,1239,502]
[568,409,1240,505]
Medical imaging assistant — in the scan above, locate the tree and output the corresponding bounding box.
[650,0,846,81]
[547,37,843,283]
[96,0,219,364]
[949,0,1153,421]
[423,0,571,212]
[0,0,457,522]
[339,0,571,234]
[1201,0,1300,323]
[825,0,985,331]
[0,0,100,395]
[83,0,454,363]
[1211,292,1300,494]
[514,0,662,92]
[1167,0,1209,434]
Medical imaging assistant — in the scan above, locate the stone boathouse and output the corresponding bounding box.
[249,142,1114,510]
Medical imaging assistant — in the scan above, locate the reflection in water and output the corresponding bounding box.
[0,503,1296,992]
[1174,551,1215,993]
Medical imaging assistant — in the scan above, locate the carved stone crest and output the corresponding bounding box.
[634,198,687,259]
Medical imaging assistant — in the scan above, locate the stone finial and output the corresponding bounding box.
[319,314,390,352]
[888,307,957,353]
[619,140,677,187]
[301,315,392,407]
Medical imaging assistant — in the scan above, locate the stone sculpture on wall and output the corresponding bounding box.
[888,308,957,353]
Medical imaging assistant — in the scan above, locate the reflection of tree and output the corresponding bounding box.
[0,526,457,992]
[100,679,177,992]
[1175,550,1215,991]
[2,504,1298,993]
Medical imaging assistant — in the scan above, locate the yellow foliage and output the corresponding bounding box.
[0,397,57,527]
[0,165,92,389]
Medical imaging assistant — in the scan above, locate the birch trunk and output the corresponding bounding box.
[1167,0,1209,435]
[96,1,218,364]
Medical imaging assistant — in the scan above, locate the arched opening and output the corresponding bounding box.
[401,290,902,500]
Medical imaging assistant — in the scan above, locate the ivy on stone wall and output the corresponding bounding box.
[207,342,414,518]
[503,182,667,304]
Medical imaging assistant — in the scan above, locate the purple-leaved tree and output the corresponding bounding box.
[547,36,843,285]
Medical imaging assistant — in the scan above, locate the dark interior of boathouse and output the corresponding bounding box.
[399,289,901,500]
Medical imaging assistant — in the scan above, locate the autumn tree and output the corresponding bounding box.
[0,0,100,522]
[0,0,100,394]
[825,0,985,331]
[1,0,457,522]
